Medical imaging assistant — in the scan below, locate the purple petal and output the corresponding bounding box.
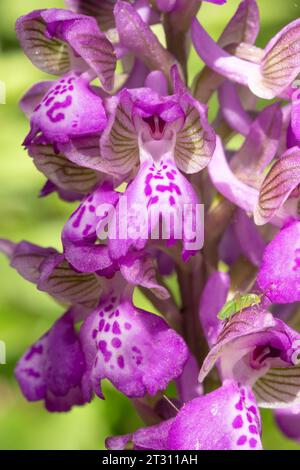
[61,17,116,90]
[7,241,57,284]
[19,81,53,118]
[191,18,259,91]
[100,91,139,175]
[218,82,252,136]
[275,405,300,442]
[257,220,300,303]
[218,0,260,48]
[28,142,101,194]
[65,0,116,31]
[233,209,265,268]
[156,0,177,12]
[106,419,174,450]
[24,74,107,145]
[254,147,300,225]
[171,66,216,174]
[15,312,92,412]
[291,89,300,142]
[257,19,300,100]
[199,271,230,347]
[231,104,282,186]
[16,9,116,90]
[62,182,119,273]
[58,134,114,173]
[114,2,175,78]
[108,157,202,260]
[176,353,203,403]
[80,294,188,398]
[208,137,258,212]
[16,10,73,76]
[192,17,300,100]
[38,254,103,309]
[168,380,262,450]
[120,253,170,300]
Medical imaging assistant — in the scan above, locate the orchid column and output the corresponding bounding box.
[1,0,300,451]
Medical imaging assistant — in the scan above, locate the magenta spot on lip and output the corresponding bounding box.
[25,345,43,361]
[92,329,97,339]
[99,311,104,318]
[72,206,86,228]
[166,171,175,180]
[232,415,243,429]
[117,355,125,369]
[104,304,114,312]
[145,185,152,196]
[169,196,176,206]
[237,435,247,446]
[98,340,112,362]
[235,399,243,411]
[112,338,122,349]
[109,309,118,319]
[249,438,257,448]
[83,224,92,236]
[112,321,121,335]
[24,368,40,378]
[45,96,55,107]
[145,173,153,184]
[246,412,253,423]
[248,405,257,415]
[249,425,257,434]
[89,205,95,212]
[156,182,181,195]
[124,323,132,330]
[104,323,110,332]
[47,95,72,123]
[147,195,159,208]
[98,319,105,332]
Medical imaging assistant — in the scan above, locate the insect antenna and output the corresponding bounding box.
[163,394,180,413]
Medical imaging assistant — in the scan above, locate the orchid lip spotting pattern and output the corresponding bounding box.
[2,0,300,451]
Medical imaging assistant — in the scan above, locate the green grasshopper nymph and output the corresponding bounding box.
[217,293,262,321]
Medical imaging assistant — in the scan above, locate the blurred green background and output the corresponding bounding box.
[0,0,299,450]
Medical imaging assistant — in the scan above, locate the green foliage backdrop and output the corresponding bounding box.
[0,0,299,450]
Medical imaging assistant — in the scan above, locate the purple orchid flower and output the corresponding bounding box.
[99,66,215,260]
[200,308,300,408]
[15,310,92,412]
[23,73,107,146]
[80,276,188,399]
